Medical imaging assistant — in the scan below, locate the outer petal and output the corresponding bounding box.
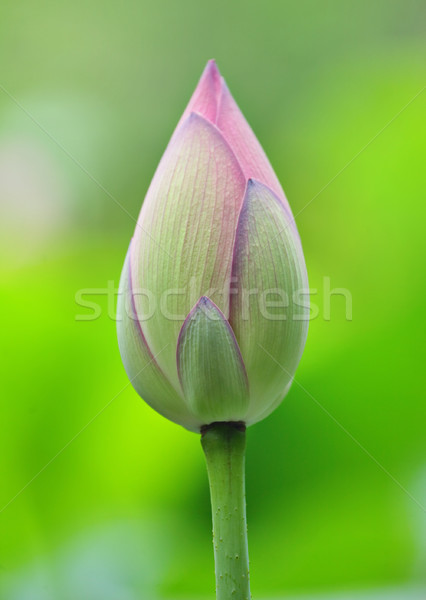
[117,245,201,432]
[178,60,291,211]
[131,113,246,391]
[177,296,249,425]
[229,180,309,424]
[216,82,290,209]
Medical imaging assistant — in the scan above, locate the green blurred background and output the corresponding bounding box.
[0,0,425,598]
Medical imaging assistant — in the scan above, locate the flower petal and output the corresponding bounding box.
[178,60,291,211]
[216,82,290,208]
[117,245,200,432]
[229,180,309,424]
[179,59,222,125]
[177,296,249,424]
[131,113,246,391]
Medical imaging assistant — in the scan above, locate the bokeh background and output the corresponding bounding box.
[0,1,425,598]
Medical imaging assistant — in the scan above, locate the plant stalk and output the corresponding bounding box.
[201,422,251,600]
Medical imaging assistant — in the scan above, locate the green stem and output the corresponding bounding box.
[201,422,251,600]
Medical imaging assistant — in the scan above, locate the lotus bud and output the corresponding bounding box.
[117,60,309,432]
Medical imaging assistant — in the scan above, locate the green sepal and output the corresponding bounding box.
[177,296,249,425]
